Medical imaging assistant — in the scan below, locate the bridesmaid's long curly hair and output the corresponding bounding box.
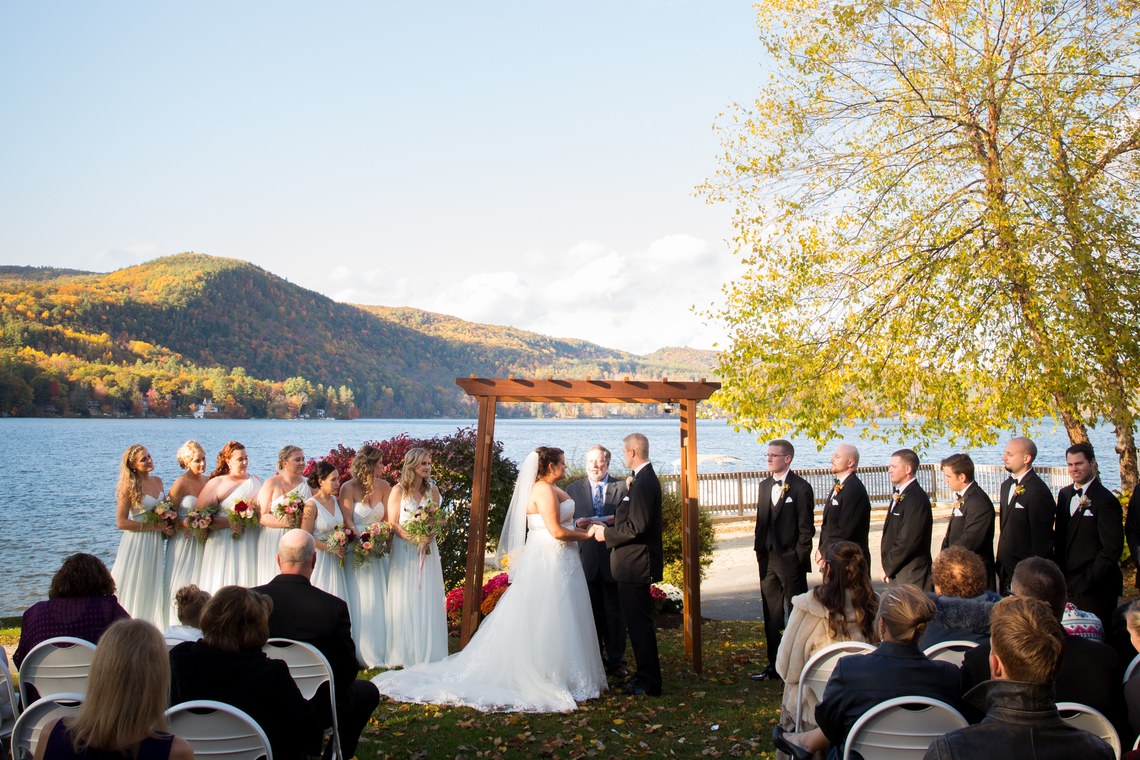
[535,447,565,478]
[351,444,383,500]
[814,541,879,641]
[117,444,149,514]
[211,441,245,478]
[398,448,432,498]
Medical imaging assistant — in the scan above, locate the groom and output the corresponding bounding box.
[591,432,663,696]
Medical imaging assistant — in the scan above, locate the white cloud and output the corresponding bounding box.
[88,242,162,272]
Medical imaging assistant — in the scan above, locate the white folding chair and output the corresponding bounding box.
[794,641,876,730]
[843,696,968,760]
[1057,701,1121,757]
[922,639,978,667]
[9,693,84,760]
[17,637,97,706]
[166,700,273,760]
[262,638,342,760]
[1,653,20,744]
[1124,652,1140,684]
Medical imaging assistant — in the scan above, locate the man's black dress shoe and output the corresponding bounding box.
[624,684,661,697]
[750,666,781,682]
[771,724,812,760]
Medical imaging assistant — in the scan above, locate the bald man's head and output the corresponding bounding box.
[277,529,316,577]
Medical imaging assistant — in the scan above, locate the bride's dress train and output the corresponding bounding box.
[371,499,606,712]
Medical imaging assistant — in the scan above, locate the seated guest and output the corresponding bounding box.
[34,619,193,760]
[253,529,379,760]
[923,596,1114,759]
[921,546,999,648]
[1060,601,1104,641]
[775,541,879,740]
[960,557,1121,730]
[14,553,129,668]
[163,585,210,643]
[1123,600,1140,750]
[772,584,962,760]
[169,585,322,759]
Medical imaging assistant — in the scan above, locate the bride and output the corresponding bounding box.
[371,446,607,712]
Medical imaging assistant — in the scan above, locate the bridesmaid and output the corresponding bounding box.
[340,444,393,667]
[385,447,447,667]
[255,445,311,585]
[197,441,262,593]
[110,444,170,626]
[301,460,353,603]
[164,440,210,624]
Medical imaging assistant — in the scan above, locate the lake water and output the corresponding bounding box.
[0,416,1123,615]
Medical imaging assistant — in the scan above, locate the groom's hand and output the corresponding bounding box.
[575,517,594,528]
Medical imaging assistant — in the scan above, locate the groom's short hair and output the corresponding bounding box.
[624,433,649,458]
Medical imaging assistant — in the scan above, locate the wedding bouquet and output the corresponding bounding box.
[403,499,443,555]
[229,499,261,539]
[353,521,391,567]
[325,524,356,566]
[186,503,218,544]
[271,491,306,529]
[142,497,179,535]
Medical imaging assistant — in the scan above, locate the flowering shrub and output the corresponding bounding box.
[651,582,684,615]
[480,585,508,616]
[447,572,511,627]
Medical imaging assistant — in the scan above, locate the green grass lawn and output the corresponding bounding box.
[354,620,783,759]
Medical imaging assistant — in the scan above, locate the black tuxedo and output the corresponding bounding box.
[253,574,379,759]
[818,472,871,572]
[881,480,934,591]
[995,469,1055,592]
[1125,488,1140,590]
[941,481,996,589]
[604,462,663,695]
[1053,477,1124,623]
[567,475,628,670]
[753,470,815,667]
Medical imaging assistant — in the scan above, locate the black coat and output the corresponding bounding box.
[567,475,627,582]
[815,641,962,756]
[941,481,996,586]
[1124,488,1140,589]
[996,469,1055,581]
[881,480,934,590]
[753,470,815,572]
[818,473,871,569]
[169,641,323,760]
[605,463,663,584]
[1053,478,1124,598]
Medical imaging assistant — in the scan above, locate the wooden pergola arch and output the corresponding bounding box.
[456,376,721,673]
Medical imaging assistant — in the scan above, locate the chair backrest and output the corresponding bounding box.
[1124,652,1140,684]
[795,641,877,730]
[10,693,84,760]
[922,640,979,667]
[1057,701,1121,757]
[262,638,341,759]
[1,654,20,740]
[843,696,968,760]
[166,700,273,760]
[17,637,97,706]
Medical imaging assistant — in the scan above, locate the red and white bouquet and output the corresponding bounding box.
[325,524,356,566]
[353,521,391,567]
[186,503,218,543]
[271,491,306,529]
[143,497,179,535]
[229,499,260,539]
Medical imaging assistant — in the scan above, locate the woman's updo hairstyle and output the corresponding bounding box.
[276,445,303,470]
[875,584,936,644]
[535,447,565,478]
[306,460,337,490]
[211,441,245,478]
[173,585,211,628]
[176,440,206,470]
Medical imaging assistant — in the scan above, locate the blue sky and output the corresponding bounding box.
[0,2,764,354]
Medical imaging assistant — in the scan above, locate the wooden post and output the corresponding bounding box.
[460,395,497,646]
[679,399,702,672]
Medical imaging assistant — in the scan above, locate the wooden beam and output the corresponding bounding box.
[460,395,497,645]
[456,378,719,403]
[680,399,702,672]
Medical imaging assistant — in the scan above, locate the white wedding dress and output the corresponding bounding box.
[371,498,606,712]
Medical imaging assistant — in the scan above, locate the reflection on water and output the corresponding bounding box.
[0,416,1120,616]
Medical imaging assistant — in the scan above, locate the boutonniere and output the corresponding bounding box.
[1014,485,1025,496]
[1079,495,1091,509]
[954,495,964,508]
[891,492,903,504]
[780,483,790,496]
[833,482,844,493]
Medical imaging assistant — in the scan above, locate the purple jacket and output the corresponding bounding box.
[13,595,129,668]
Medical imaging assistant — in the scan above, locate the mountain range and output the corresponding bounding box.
[0,253,717,418]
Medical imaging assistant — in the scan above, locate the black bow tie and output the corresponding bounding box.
[833,477,841,486]
[1075,487,1084,497]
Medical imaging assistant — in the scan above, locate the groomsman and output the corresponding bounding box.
[1054,442,1123,624]
[817,444,871,574]
[595,433,663,696]
[995,436,1055,593]
[1127,489,1140,591]
[880,448,933,591]
[940,453,996,589]
[569,444,628,675]
[751,439,815,682]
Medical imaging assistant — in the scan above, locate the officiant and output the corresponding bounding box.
[570,444,628,676]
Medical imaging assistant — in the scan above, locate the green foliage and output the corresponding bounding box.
[661,486,715,585]
[702,0,1140,487]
